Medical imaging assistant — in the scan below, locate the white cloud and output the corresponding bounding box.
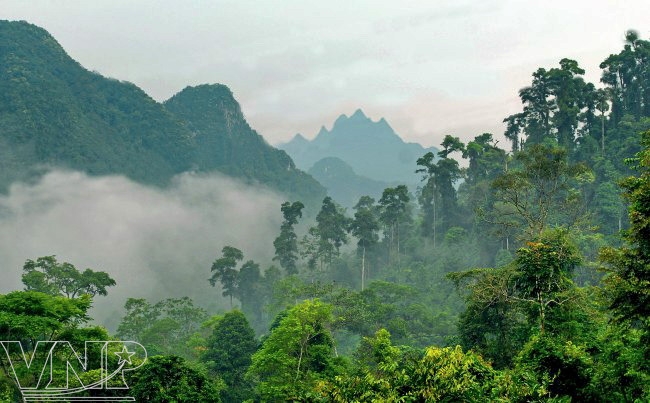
[0,170,283,330]
[2,1,650,145]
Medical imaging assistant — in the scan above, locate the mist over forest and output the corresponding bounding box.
[1,10,650,403]
[0,170,282,329]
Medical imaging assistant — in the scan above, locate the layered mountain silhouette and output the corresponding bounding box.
[307,157,394,208]
[279,109,438,185]
[0,20,324,205]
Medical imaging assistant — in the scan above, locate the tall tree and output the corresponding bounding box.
[417,136,464,243]
[512,230,582,332]
[315,197,349,269]
[600,30,650,123]
[416,151,438,244]
[273,201,304,275]
[547,58,591,150]
[504,59,594,151]
[601,130,650,346]
[349,196,380,290]
[202,311,258,402]
[378,185,410,266]
[237,260,263,323]
[209,246,244,308]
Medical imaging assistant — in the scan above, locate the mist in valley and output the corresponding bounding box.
[0,170,283,330]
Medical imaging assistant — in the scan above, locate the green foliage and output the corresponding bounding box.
[210,246,244,307]
[349,196,380,290]
[164,84,326,207]
[274,201,305,275]
[22,255,116,298]
[0,21,325,205]
[321,329,496,402]
[4,22,650,403]
[601,131,650,329]
[247,299,341,401]
[515,334,593,401]
[600,31,650,123]
[378,185,411,266]
[201,310,257,402]
[451,230,587,368]
[116,297,207,358]
[513,230,582,330]
[129,355,222,402]
[316,197,350,267]
[503,58,594,150]
[590,325,650,401]
[0,21,191,187]
[489,144,592,239]
[0,374,19,403]
[599,130,650,400]
[416,143,464,244]
[0,290,114,396]
[0,291,91,343]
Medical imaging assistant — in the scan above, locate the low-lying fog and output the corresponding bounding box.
[0,170,283,330]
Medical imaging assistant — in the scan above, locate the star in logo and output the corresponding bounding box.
[114,346,136,366]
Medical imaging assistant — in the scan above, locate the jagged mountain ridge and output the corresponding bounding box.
[279,109,438,184]
[0,20,325,205]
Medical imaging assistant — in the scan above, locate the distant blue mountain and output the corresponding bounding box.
[279,109,438,185]
[308,157,395,208]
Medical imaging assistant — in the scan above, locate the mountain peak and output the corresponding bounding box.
[291,133,309,144]
[351,108,367,120]
[333,113,349,128]
[165,83,245,130]
[316,125,329,137]
[170,83,236,104]
[332,108,372,130]
[278,110,438,184]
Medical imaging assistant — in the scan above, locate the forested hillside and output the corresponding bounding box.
[0,20,325,206]
[1,23,650,402]
[307,156,394,208]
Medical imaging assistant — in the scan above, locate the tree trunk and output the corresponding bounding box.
[361,249,365,290]
[601,112,605,154]
[433,197,437,249]
[396,219,400,271]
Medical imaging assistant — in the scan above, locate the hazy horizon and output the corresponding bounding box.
[4,1,649,148]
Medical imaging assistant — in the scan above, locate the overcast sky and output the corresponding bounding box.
[4,1,650,147]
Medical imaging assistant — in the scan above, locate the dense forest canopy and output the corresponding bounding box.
[0,20,325,207]
[1,22,650,402]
